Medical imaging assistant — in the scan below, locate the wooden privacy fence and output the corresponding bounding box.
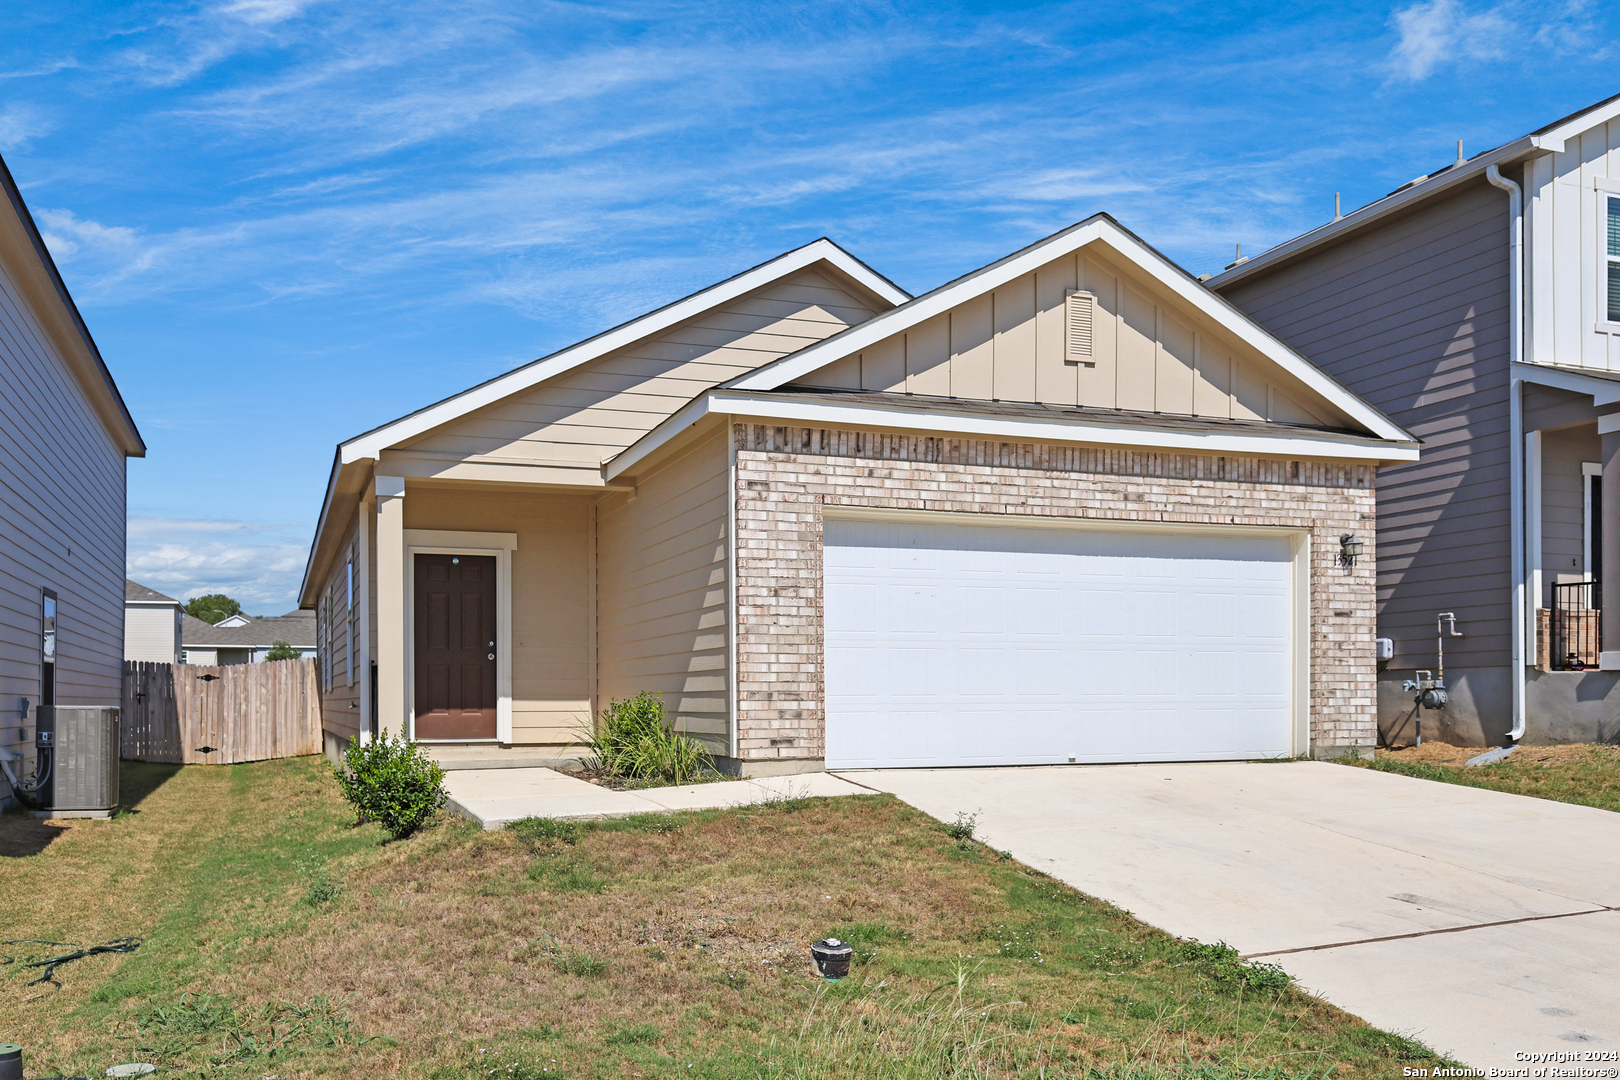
[122,659,323,764]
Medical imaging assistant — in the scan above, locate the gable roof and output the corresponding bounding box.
[0,152,144,457]
[1208,90,1620,291]
[183,611,316,649]
[725,214,1413,445]
[125,579,180,605]
[301,238,908,607]
[337,238,908,465]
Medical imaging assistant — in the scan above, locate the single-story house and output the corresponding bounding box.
[125,579,183,663]
[300,215,1417,775]
[0,150,145,809]
[182,611,318,666]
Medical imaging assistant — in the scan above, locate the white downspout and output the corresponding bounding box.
[1487,163,1527,743]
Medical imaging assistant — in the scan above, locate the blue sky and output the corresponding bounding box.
[2,0,1614,612]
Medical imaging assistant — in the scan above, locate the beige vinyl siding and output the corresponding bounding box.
[595,425,730,751]
[402,269,877,465]
[124,604,178,663]
[1217,177,1511,668]
[789,246,1351,428]
[318,518,360,741]
[0,231,127,792]
[403,487,593,744]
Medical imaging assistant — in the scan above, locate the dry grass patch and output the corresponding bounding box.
[1,757,1457,1078]
[1348,742,1620,812]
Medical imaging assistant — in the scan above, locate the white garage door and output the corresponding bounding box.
[824,516,1296,769]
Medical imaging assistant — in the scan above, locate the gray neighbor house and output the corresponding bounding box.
[1210,92,1620,747]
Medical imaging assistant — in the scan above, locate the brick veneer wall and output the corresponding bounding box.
[731,423,1380,767]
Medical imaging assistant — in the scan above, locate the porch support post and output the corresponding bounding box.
[1602,429,1620,669]
[375,475,408,737]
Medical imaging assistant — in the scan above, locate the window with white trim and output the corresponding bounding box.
[1608,198,1620,324]
[346,548,357,687]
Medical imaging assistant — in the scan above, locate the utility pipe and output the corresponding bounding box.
[1486,163,1528,744]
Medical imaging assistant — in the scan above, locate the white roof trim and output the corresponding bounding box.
[1513,361,1620,406]
[727,216,1411,445]
[604,390,1419,481]
[338,238,909,463]
[1211,96,1620,290]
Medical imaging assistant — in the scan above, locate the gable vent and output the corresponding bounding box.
[1065,290,1097,364]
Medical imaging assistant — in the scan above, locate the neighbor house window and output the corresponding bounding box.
[1608,198,1620,323]
[347,551,357,688]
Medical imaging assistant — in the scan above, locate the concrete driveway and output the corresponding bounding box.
[851,761,1620,1068]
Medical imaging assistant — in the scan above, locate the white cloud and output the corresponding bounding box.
[218,0,323,26]
[1387,0,1512,81]
[0,104,50,151]
[127,517,308,612]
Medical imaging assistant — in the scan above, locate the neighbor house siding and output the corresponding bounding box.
[125,605,178,663]
[401,268,880,465]
[403,487,594,744]
[730,424,1379,764]
[1216,177,1512,672]
[595,424,731,751]
[792,247,1352,428]
[1525,116,1620,370]
[0,232,127,797]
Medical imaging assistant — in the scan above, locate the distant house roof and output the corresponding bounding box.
[182,611,317,649]
[126,580,181,605]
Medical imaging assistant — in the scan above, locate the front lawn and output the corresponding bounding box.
[2,757,1449,1078]
[1341,742,1620,813]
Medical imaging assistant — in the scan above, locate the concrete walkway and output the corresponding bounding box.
[854,761,1620,1070]
[444,767,866,828]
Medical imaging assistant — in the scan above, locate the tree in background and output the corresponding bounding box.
[265,640,301,662]
[185,594,243,624]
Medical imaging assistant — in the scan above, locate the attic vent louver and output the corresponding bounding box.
[1065,290,1097,364]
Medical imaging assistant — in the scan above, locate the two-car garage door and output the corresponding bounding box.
[824,515,1298,769]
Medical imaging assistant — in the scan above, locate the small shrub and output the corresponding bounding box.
[943,810,978,842]
[1176,939,1292,992]
[332,732,447,839]
[264,639,301,662]
[577,692,714,785]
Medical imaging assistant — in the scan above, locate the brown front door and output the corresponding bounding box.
[413,553,497,740]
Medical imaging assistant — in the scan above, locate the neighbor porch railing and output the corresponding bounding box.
[1549,581,1601,671]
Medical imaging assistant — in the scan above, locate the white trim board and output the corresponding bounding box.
[724,216,1412,446]
[604,390,1419,481]
[1515,361,1620,407]
[402,529,517,744]
[340,240,908,464]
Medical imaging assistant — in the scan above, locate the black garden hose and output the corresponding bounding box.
[0,937,141,992]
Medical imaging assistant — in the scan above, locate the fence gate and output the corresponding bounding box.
[121,659,323,764]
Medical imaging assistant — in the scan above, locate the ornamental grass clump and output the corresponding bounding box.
[333,732,447,839]
[579,691,714,786]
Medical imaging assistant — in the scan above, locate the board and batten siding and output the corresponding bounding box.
[400,268,880,465]
[793,245,1351,428]
[595,425,730,752]
[125,604,179,663]
[0,228,128,782]
[402,487,594,745]
[1526,116,1620,369]
[1217,176,1512,670]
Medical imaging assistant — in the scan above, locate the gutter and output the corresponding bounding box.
[1486,164,1528,745]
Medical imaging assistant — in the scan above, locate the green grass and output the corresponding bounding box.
[1341,744,1620,813]
[0,756,1462,1078]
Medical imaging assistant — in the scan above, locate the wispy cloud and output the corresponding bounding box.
[127,517,307,612]
[1388,0,1511,81]
[0,104,50,151]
